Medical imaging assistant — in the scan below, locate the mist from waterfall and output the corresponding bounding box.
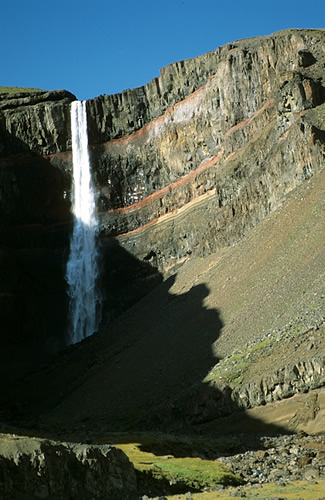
[66,100,101,345]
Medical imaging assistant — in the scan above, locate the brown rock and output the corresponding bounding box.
[297,453,313,468]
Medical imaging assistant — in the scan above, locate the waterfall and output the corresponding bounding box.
[66,100,101,344]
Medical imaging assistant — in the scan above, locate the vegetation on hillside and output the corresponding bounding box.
[0,86,43,94]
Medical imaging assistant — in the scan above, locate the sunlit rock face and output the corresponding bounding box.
[85,29,325,273]
[0,29,324,370]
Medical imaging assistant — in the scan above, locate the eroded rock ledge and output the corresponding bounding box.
[0,434,137,500]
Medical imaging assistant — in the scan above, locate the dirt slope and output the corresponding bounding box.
[3,166,325,436]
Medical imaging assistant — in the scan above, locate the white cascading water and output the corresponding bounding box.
[66,100,101,344]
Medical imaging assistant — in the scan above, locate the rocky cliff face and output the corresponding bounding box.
[89,29,325,273]
[0,89,75,156]
[1,29,324,368]
[0,90,76,373]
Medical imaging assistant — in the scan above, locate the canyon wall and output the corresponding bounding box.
[0,29,324,368]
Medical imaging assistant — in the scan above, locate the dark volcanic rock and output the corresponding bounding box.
[0,90,77,372]
[0,89,75,156]
[0,433,137,499]
[0,155,73,378]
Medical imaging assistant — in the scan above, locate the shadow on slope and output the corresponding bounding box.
[1,237,283,443]
[0,237,289,499]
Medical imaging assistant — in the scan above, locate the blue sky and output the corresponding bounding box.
[2,0,324,101]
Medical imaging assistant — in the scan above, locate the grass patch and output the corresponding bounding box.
[117,441,243,492]
[94,433,244,494]
[0,86,44,94]
[165,479,325,499]
[204,337,272,385]
[204,315,324,389]
[150,456,242,489]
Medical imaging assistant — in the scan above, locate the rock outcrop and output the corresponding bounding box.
[0,89,75,156]
[0,91,75,377]
[0,434,137,499]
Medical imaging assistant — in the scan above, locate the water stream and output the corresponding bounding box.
[66,100,101,344]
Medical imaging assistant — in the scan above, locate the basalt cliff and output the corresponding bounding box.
[0,29,325,499]
[1,29,324,362]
